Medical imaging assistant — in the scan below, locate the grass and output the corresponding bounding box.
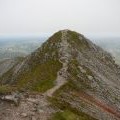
[67,30,90,51]
[51,110,80,120]
[16,60,62,92]
[0,85,16,95]
[51,109,97,120]
[15,31,63,92]
[0,31,62,92]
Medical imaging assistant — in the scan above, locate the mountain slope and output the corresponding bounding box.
[0,57,25,76]
[0,30,120,120]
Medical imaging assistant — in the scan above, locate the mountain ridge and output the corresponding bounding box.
[0,29,120,120]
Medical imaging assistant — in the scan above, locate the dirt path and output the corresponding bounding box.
[44,62,67,97]
[45,30,70,97]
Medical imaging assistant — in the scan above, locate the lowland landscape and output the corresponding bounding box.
[0,30,120,120]
[0,37,46,60]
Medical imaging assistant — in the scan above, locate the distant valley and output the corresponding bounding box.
[0,36,120,64]
[0,37,47,60]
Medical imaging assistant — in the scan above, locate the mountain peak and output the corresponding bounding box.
[46,29,92,52]
[0,30,120,120]
[58,29,71,31]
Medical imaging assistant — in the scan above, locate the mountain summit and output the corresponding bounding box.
[0,30,120,120]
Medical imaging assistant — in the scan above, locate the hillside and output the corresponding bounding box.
[0,57,24,77]
[0,30,120,120]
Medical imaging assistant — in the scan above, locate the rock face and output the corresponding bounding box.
[0,30,120,120]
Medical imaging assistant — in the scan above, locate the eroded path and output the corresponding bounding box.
[45,30,70,97]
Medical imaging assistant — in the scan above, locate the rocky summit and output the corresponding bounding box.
[0,30,120,120]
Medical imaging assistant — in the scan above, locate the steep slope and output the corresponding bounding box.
[0,30,120,120]
[0,58,24,77]
[0,31,63,92]
[50,30,120,120]
[0,57,25,94]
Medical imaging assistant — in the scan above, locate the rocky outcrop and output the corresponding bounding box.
[0,92,21,106]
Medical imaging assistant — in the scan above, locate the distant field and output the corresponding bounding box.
[0,37,47,60]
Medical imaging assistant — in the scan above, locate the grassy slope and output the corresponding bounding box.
[67,30,90,51]
[15,31,63,92]
[0,57,25,94]
[51,109,88,120]
[0,31,62,93]
[0,85,17,95]
[16,60,62,92]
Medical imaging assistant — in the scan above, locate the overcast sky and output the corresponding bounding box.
[0,0,120,37]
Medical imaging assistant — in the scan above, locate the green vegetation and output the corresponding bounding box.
[16,60,62,92]
[0,31,62,92]
[40,31,62,58]
[47,31,62,43]
[51,109,96,120]
[67,30,90,50]
[0,85,16,95]
[14,31,63,92]
[51,110,80,120]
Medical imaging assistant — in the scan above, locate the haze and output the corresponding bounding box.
[0,0,120,37]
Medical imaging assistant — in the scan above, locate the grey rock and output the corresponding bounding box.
[21,113,28,117]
